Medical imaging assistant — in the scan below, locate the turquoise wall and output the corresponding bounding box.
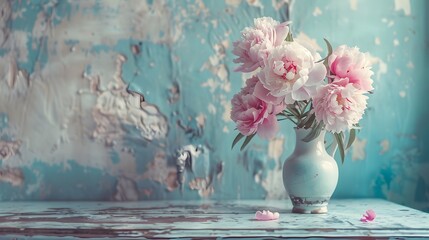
[0,0,427,212]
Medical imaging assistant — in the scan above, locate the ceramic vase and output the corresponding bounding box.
[282,128,339,214]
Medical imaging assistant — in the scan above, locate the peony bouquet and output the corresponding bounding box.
[230,17,373,162]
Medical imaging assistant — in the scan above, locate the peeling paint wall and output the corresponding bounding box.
[0,0,428,212]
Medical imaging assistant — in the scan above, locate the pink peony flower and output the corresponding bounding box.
[258,41,327,104]
[232,17,290,73]
[313,83,368,133]
[230,76,284,139]
[360,209,376,222]
[253,81,285,106]
[255,210,280,221]
[328,45,374,92]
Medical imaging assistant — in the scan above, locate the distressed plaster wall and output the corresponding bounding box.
[0,0,428,212]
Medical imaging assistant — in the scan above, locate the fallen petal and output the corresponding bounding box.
[365,209,376,220]
[255,210,280,221]
[360,209,376,222]
[273,212,280,219]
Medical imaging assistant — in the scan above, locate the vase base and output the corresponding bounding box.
[289,196,330,214]
[292,206,328,214]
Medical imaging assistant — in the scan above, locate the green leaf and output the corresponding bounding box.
[240,134,256,151]
[287,105,300,118]
[323,38,333,67]
[324,38,333,56]
[277,118,289,121]
[315,38,333,64]
[296,101,306,110]
[297,113,315,129]
[300,110,310,119]
[299,102,312,119]
[303,100,312,112]
[346,129,356,149]
[231,133,245,150]
[334,133,345,164]
[278,112,294,117]
[278,112,298,124]
[302,121,323,142]
[287,116,298,125]
[304,113,316,129]
[285,30,293,42]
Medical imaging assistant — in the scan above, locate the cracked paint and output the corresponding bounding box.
[263,137,288,200]
[201,39,231,92]
[0,1,11,47]
[394,0,411,16]
[0,140,21,160]
[113,177,139,201]
[168,82,180,104]
[189,177,214,198]
[366,53,388,81]
[0,54,29,97]
[268,137,284,161]
[351,138,367,161]
[379,140,390,155]
[0,200,426,238]
[0,167,24,186]
[141,151,178,192]
[91,54,168,143]
[312,7,322,17]
[225,0,242,8]
[349,0,358,11]
[375,37,381,45]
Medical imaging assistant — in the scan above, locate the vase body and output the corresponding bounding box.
[282,128,338,214]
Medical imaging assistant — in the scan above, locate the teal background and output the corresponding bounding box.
[0,0,427,212]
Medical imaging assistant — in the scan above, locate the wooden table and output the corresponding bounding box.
[0,199,428,239]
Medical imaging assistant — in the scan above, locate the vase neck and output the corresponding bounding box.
[294,128,326,152]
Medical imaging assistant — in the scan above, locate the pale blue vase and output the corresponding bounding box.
[282,128,339,214]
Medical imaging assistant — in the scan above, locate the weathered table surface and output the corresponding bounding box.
[0,199,428,239]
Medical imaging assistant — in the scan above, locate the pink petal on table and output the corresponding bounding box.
[255,210,280,221]
[360,209,376,222]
